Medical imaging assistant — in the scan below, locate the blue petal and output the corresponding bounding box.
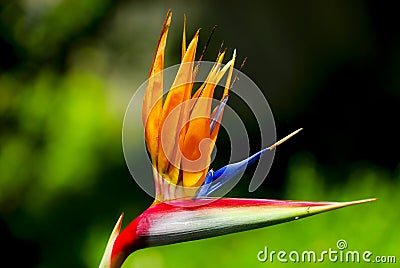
[194,169,214,198]
[194,128,303,199]
[194,147,271,198]
[210,96,228,134]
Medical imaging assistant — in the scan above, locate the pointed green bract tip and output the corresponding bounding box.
[99,213,124,268]
[304,198,377,217]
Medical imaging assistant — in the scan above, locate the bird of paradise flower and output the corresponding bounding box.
[99,10,375,268]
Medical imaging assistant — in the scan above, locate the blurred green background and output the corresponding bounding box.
[1,0,399,267]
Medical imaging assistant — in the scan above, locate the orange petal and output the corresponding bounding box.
[142,10,172,164]
[157,31,199,183]
[181,52,236,187]
[210,50,236,142]
[182,14,187,60]
[192,50,226,99]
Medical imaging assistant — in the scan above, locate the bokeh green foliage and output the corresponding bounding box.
[1,1,399,267]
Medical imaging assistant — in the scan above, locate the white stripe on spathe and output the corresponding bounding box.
[138,199,374,247]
